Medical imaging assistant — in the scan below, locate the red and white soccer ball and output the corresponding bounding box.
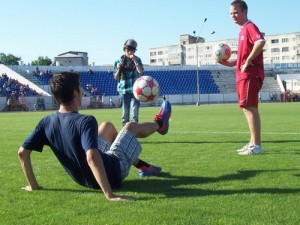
[213,43,231,61]
[133,76,160,102]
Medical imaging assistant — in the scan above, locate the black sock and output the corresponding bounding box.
[135,159,150,168]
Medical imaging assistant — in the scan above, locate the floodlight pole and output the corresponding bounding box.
[193,18,207,106]
[196,41,200,106]
[193,23,215,106]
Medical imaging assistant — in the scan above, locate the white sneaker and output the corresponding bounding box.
[238,145,263,155]
[236,143,250,152]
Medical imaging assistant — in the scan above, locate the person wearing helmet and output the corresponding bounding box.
[113,39,144,127]
[113,39,162,177]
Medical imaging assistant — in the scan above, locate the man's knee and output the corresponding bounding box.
[98,122,117,142]
[122,122,138,133]
[243,106,258,113]
[99,121,113,131]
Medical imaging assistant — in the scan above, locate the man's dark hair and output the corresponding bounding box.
[231,0,248,14]
[50,72,81,104]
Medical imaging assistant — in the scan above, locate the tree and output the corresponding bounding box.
[31,56,52,66]
[0,53,21,65]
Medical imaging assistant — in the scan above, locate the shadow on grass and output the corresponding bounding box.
[41,169,300,198]
[121,169,300,198]
[41,187,98,193]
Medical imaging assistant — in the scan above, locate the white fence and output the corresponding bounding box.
[0,91,282,112]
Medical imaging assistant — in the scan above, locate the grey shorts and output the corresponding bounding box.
[98,131,142,179]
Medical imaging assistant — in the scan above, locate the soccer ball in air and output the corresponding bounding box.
[213,43,231,61]
[133,76,160,102]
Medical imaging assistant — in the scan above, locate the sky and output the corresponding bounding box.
[1,0,299,66]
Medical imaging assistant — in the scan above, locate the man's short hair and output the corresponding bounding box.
[50,72,80,104]
[231,0,248,14]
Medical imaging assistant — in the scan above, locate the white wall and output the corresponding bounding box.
[0,96,91,111]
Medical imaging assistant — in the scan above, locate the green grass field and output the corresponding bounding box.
[1,103,299,225]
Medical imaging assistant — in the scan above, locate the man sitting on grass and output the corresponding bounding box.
[18,71,171,201]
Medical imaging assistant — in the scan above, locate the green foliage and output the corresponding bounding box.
[0,52,21,65]
[31,56,52,66]
[1,103,300,225]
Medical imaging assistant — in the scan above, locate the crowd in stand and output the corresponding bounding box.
[85,83,99,96]
[1,73,44,111]
[32,67,53,77]
[1,73,42,99]
[32,68,102,98]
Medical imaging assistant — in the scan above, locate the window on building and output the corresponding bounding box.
[271,48,280,52]
[282,38,289,43]
[158,51,163,55]
[282,47,289,52]
[271,56,280,61]
[282,56,289,61]
[168,47,179,54]
[150,59,157,63]
[150,52,156,56]
[169,56,180,62]
[198,46,204,51]
[296,35,300,41]
[271,39,279,44]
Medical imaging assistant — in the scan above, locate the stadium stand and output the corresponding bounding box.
[11,67,282,98]
[1,65,287,111]
[146,70,220,95]
[32,69,220,96]
[79,71,118,96]
[1,73,43,98]
[211,69,281,93]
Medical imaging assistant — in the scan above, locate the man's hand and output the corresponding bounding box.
[116,63,122,69]
[218,59,237,67]
[106,193,137,201]
[21,185,42,191]
[240,59,253,73]
[129,54,135,59]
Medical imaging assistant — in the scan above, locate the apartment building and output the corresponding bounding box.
[149,31,300,67]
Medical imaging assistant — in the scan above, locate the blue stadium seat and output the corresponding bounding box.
[27,69,220,97]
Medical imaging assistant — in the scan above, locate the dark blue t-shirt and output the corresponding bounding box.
[22,112,122,189]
